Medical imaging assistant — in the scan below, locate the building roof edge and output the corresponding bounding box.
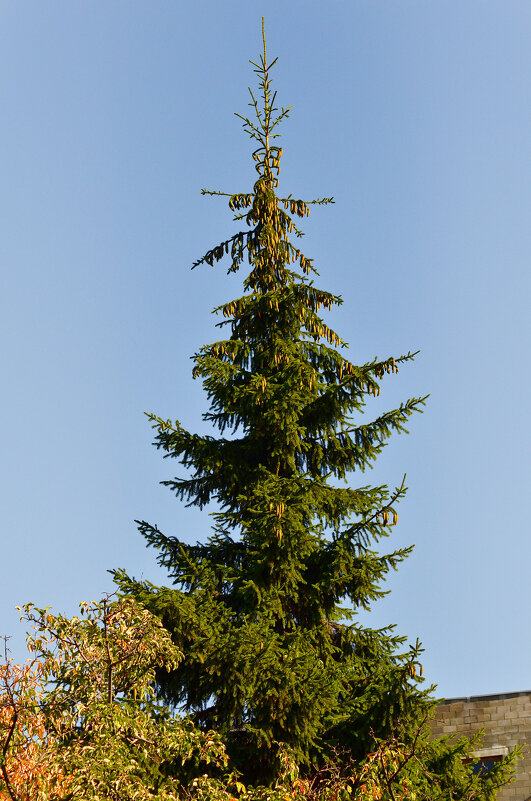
[437,690,531,705]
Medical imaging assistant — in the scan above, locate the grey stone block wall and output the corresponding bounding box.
[431,691,530,801]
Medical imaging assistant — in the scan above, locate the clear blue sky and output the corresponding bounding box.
[1,1,529,699]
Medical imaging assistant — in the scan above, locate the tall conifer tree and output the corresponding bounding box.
[115,25,516,797]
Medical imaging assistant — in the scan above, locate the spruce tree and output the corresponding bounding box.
[114,25,516,798]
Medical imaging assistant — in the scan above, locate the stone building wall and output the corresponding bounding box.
[431,691,530,801]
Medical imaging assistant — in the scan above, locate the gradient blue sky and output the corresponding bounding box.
[1,2,529,699]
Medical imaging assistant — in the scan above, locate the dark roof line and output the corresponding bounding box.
[438,690,531,705]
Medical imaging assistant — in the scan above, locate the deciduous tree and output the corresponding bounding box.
[1,598,229,800]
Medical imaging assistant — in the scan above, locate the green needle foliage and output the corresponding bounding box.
[114,25,516,798]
